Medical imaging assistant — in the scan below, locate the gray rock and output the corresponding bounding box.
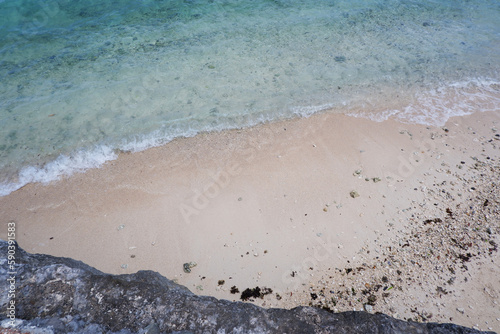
[144,321,161,334]
[0,241,493,334]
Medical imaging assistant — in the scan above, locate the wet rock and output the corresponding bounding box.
[0,241,492,334]
[144,322,160,334]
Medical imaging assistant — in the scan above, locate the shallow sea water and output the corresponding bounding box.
[1,0,499,195]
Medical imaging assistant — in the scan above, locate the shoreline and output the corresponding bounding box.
[2,76,500,199]
[1,110,499,331]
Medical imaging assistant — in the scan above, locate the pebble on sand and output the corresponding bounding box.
[183,262,197,273]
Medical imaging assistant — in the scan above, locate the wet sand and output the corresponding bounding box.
[1,110,499,331]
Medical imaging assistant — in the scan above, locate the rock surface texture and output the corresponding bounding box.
[0,241,495,334]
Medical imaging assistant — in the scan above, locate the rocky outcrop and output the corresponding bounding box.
[0,241,494,334]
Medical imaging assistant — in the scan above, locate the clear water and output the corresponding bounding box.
[1,0,500,196]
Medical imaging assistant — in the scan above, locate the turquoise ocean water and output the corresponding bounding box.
[1,0,500,196]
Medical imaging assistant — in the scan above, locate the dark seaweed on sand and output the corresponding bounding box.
[240,286,273,301]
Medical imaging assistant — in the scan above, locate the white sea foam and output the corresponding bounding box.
[118,127,198,153]
[395,79,500,126]
[0,112,286,197]
[0,116,272,197]
[290,103,335,118]
[0,145,117,197]
[348,79,500,126]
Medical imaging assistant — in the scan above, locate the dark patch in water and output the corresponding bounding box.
[334,56,346,63]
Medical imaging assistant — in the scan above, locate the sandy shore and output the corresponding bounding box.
[1,110,499,331]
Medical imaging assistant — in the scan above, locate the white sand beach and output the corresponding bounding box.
[1,110,499,331]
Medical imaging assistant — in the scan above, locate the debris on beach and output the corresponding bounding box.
[240,286,273,301]
[423,218,442,225]
[183,262,197,273]
[282,150,500,325]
